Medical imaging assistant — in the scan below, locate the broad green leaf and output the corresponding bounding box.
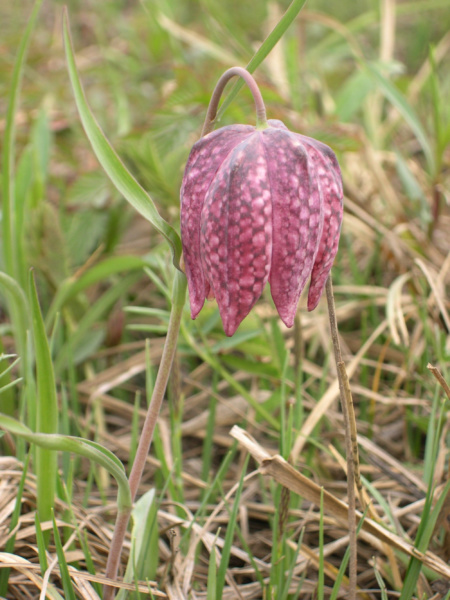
[63,10,183,269]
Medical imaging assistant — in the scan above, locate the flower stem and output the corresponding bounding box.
[103,270,187,600]
[201,67,267,136]
[325,275,359,600]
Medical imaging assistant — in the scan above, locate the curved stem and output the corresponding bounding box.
[103,270,187,600]
[201,67,267,136]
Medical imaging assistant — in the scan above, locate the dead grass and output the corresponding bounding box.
[1,1,450,598]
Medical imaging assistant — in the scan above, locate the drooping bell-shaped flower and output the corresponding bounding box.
[181,68,343,336]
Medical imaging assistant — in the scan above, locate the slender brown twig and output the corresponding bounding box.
[325,275,362,600]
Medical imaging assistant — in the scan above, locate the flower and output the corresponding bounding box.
[181,118,343,336]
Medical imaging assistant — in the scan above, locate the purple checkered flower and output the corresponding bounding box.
[181,74,343,336]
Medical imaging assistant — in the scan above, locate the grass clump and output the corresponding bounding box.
[1,0,450,599]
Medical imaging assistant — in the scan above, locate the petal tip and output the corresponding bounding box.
[307,286,323,311]
[188,293,206,320]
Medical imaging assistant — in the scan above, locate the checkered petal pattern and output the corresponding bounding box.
[181,119,343,336]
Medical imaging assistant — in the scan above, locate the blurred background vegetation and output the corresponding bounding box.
[1,0,450,598]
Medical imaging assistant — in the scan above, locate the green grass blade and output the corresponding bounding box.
[280,528,304,600]
[0,350,17,417]
[182,445,237,546]
[184,324,279,429]
[29,270,58,538]
[216,0,308,121]
[400,479,450,600]
[52,513,77,600]
[216,455,249,599]
[35,512,49,573]
[0,413,132,513]
[207,540,218,600]
[45,254,148,329]
[373,562,389,600]
[54,271,141,373]
[62,9,182,270]
[0,272,30,373]
[1,0,43,278]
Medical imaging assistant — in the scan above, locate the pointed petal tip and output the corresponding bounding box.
[275,305,296,329]
[307,286,323,312]
[222,315,240,337]
[224,324,238,337]
[188,295,205,320]
[280,315,295,329]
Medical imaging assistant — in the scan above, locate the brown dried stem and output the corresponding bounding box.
[325,275,362,600]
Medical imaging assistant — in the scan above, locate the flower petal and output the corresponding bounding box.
[299,136,343,310]
[263,127,324,327]
[200,132,272,336]
[181,125,254,318]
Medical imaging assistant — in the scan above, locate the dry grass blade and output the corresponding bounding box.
[0,553,62,600]
[416,258,450,333]
[428,363,450,401]
[230,425,450,581]
[0,556,167,598]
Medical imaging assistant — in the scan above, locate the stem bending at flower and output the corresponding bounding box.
[202,67,268,136]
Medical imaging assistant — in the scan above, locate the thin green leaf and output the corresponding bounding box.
[0,272,30,372]
[62,9,183,269]
[216,455,249,599]
[35,513,49,574]
[216,0,308,121]
[46,255,148,329]
[207,539,218,600]
[52,513,77,600]
[29,270,58,537]
[0,355,21,381]
[400,479,450,599]
[54,272,141,373]
[0,413,132,513]
[2,0,43,278]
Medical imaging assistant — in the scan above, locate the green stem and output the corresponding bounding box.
[201,67,268,136]
[103,270,187,600]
